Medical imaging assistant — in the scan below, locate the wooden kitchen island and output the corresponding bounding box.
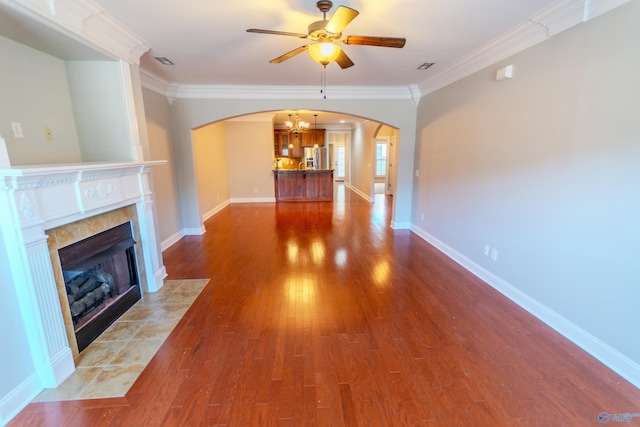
[273,169,334,202]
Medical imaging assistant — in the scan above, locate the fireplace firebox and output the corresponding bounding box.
[58,222,141,352]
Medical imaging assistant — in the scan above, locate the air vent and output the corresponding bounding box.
[417,62,435,70]
[154,56,174,65]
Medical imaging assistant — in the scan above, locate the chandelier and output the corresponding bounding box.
[286,113,310,135]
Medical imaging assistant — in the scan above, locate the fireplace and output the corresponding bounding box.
[0,161,167,389]
[58,222,141,352]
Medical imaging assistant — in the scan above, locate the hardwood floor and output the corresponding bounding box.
[10,185,640,426]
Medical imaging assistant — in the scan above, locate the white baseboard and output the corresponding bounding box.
[160,230,185,251]
[161,201,230,252]
[349,185,374,202]
[410,224,640,389]
[50,347,75,388]
[151,266,168,292]
[0,373,40,426]
[391,221,411,230]
[184,226,206,236]
[229,197,276,203]
[202,200,230,222]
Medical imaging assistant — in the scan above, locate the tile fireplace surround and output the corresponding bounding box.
[0,161,166,391]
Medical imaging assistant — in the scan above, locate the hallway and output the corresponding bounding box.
[11,185,640,426]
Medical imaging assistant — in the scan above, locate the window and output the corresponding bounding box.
[376,143,387,176]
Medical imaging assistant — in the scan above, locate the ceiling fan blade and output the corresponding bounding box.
[270,45,309,63]
[342,35,406,48]
[335,50,354,69]
[247,29,308,38]
[325,6,359,34]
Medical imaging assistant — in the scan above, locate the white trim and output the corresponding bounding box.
[161,201,230,252]
[410,224,640,389]
[226,114,274,123]
[418,0,630,96]
[0,0,149,64]
[138,0,629,102]
[349,185,374,203]
[229,197,276,204]
[140,69,171,96]
[153,266,167,291]
[184,226,206,236]
[584,0,631,20]
[161,230,185,252]
[139,69,417,100]
[202,200,231,222]
[176,84,415,100]
[390,221,411,230]
[0,373,40,426]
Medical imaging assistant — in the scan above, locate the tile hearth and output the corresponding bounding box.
[32,279,209,402]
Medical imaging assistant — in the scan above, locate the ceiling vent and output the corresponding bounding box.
[154,56,174,65]
[417,62,435,70]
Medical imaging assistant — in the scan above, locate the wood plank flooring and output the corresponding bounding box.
[10,185,640,426]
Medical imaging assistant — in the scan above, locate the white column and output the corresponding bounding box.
[136,167,167,292]
[1,188,74,388]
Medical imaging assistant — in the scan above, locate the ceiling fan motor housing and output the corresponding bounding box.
[317,1,333,14]
[308,20,336,40]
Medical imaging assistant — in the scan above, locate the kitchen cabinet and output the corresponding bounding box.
[274,130,303,158]
[301,129,325,147]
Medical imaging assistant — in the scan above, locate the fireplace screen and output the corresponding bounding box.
[58,222,141,352]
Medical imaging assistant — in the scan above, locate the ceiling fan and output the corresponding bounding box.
[247,0,406,69]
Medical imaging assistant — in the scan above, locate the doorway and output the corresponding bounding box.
[374,137,391,195]
[328,131,349,182]
[335,145,346,181]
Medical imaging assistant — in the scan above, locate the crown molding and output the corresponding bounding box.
[139,68,418,101]
[174,84,417,101]
[138,0,628,101]
[584,0,631,20]
[1,0,149,63]
[140,68,171,96]
[418,0,630,97]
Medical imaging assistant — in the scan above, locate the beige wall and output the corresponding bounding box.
[142,88,183,247]
[413,1,640,375]
[224,120,275,201]
[0,35,81,164]
[193,122,230,219]
[350,121,379,200]
[66,61,133,162]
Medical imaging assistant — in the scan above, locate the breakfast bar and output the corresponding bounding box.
[273,169,334,201]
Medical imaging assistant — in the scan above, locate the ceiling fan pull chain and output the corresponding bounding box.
[322,66,327,100]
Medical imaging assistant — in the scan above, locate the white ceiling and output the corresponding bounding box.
[1,0,564,126]
[91,0,557,88]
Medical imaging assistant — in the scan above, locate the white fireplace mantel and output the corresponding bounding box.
[0,161,167,389]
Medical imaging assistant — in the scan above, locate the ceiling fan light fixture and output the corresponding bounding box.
[308,42,341,66]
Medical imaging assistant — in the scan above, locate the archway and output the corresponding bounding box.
[157,98,417,234]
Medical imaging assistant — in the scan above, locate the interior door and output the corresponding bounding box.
[335,145,345,181]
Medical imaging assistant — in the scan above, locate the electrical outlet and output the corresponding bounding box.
[421,213,424,221]
[415,169,420,177]
[11,122,23,138]
[483,245,490,256]
[491,248,498,261]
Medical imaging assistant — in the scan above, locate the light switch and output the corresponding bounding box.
[44,127,53,141]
